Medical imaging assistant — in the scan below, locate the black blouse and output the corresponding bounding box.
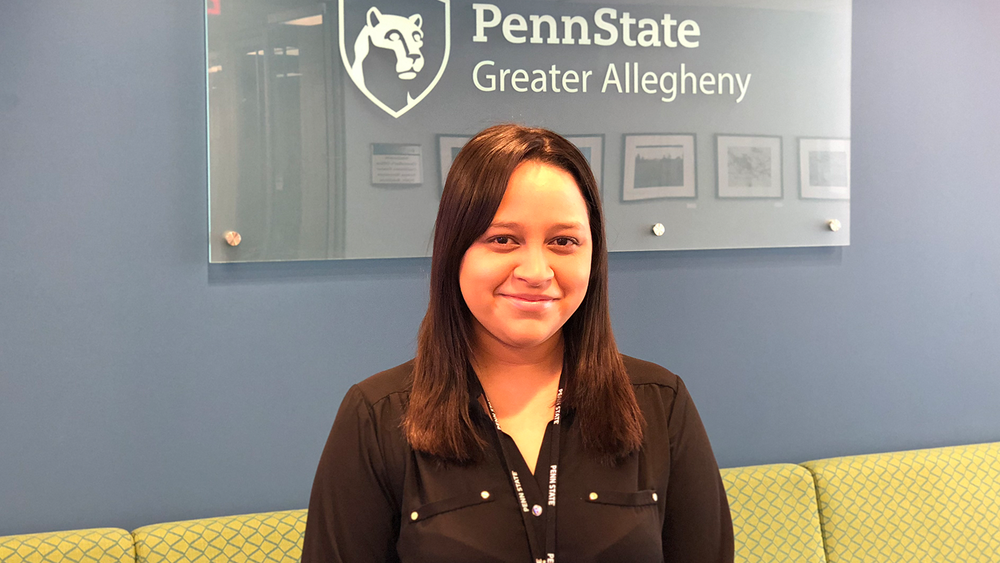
[302,355,734,563]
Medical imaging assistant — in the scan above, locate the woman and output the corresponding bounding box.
[303,124,734,562]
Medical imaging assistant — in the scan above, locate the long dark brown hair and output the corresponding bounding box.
[403,124,644,463]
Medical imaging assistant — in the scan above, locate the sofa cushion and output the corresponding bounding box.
[720,463,826,563]
[0,528,133,563]
[803,441,1000,563]
[131,510,305,563]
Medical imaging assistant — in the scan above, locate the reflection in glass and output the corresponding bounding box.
[209,3,344,262]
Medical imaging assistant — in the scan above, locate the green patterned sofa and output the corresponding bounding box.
[3,442,998,563]
[0,512,308,563]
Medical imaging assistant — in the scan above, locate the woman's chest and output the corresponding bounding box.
[395,431,671,563]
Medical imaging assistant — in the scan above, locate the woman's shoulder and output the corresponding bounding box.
[621,354,681,391]
[350,359,415,408]
[335,361,413,465]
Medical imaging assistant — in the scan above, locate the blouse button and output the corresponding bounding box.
[481,491,490,499]
[588,492,598,501]
[652,493,658,502]
[532,504,543,516]
[410,511,419,521]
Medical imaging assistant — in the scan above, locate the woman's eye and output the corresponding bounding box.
[552,237,577,247]
[483,234,520,250]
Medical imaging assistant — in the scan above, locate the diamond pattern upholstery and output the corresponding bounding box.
[0,528,133,563]
[803,442,1000,563]
[131,510,305,563]
[7,442,999,563]
[721,463,826,563]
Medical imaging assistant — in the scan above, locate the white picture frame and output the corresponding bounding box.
[564,134,604,191]
[623,134,697,201]
[716,135,783,198]
[799,138,851,199]
[437,135,470,189]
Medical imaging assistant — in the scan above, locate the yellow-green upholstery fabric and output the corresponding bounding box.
[0,528,133,563]
[131,510,305,563]
[721,463,826,563]
[803,442,1000,563]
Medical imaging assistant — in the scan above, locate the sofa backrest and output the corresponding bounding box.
[803,441,1000,563]
[131,510,305,563]
[0,527,134,563]
[720,463,826,563]
[6,441,998,563]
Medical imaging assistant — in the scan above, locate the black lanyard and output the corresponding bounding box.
[480,373,565,563]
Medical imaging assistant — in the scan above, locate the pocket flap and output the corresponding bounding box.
[408,490,496,522]
[585,489,659,507]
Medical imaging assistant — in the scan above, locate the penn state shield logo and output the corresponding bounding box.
[339,0,450,118]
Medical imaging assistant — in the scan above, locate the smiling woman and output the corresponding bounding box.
[459,160,594,475]
[302,124,734,563]
[460,161,593,361]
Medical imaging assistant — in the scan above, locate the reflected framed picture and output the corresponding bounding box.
[565,134,604,190]
[716,135,782,198]
[623,134,697,200]
[437,135,470,189]
[800,138,850,199]
[370,143,422,186]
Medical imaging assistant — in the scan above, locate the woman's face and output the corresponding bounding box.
[459,161,593,355]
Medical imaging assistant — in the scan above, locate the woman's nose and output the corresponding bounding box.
[513,246,553,285]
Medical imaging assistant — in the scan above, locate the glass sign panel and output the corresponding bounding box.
[207,0,851,262]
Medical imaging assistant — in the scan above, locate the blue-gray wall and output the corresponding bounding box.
[2,0,998,536]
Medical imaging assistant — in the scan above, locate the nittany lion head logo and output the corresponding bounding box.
[339,1,450,118]
[353,8,425,80]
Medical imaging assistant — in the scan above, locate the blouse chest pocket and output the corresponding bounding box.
[398,490,522,563]
[407,490,495,522]
[558,489,664,562]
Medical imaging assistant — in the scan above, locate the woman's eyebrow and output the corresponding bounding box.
[551,222,587,231]
[487,221,521,230]
[488,221,587,231]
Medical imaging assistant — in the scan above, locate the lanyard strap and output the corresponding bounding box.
[481,375,565,563]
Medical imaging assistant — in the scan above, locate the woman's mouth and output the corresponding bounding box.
[501,293,557,312]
